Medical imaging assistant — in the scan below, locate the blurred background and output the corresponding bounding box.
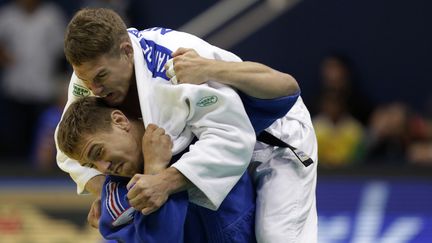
[0,0,431,242]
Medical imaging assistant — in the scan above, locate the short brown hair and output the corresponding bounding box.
[64,8,128,66]
[57,97,113,159]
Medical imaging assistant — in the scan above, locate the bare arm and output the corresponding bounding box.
[169,48,300,99]
[126,124,193,215]
[85,175,105,229]
[84,174,106,195]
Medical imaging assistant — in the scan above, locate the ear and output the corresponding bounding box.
[120,41,133,59]
[111,110,130,131]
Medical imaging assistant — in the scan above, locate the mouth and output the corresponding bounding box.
[104,92,114,100]
[114,162,124,175]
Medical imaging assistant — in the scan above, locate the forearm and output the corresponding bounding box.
[159,167,193,195]
[206,60,300,99]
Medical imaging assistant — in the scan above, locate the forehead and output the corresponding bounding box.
[73,56,109,81]
[76,130,108,160]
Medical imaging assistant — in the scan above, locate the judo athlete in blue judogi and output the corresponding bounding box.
[57,85,298,242]
[57,97,256,242]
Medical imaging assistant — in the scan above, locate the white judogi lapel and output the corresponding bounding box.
[129,33,256,209]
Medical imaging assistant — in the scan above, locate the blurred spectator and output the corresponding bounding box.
[0,0,66,159]
[30,79,68,171]
[313,53,373,125]
[313,91,365,168]
[408,141,432,166]
[364,102,410,165]
[406,103,432,166]
[80,0,131,25]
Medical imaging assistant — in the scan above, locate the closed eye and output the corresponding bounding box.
[94,72,108,83]
[94,147,103,161]
[88,146,103,162]
[82,163,95,169]
[97,72,107,78]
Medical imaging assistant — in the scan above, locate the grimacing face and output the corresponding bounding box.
[73,48,134,106]
[76,112,143,177]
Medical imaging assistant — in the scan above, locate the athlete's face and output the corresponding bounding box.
[76,111,143,177]
[73,45,134,106]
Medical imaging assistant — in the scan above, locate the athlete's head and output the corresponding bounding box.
[57,97,144,177]
[64,8,134,106]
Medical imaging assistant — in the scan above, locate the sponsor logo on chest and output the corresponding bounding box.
[197,95,218,107]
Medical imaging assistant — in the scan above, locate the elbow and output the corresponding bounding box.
[282,73,300,96]
[241,132,256,163]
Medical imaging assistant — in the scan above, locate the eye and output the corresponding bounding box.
[94,147,104,160]
[83,163,95,169]
[98,73,107,79]
[95,73,107,83]
[88,146,103,162]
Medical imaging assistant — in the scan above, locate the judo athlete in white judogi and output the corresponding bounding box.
[56,8,317,243]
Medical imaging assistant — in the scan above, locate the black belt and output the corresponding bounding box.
[257,131,313,167]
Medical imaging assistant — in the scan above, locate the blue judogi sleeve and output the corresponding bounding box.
[99,176,189,243]
[239,91,300,133]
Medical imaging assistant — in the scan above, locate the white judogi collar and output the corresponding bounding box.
[129,33,194,155]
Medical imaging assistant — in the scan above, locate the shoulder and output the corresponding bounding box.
[128,27,209,49]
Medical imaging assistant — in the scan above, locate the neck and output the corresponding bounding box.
[130,119,145,140]
[120,81,141,119]
[130,119,145,174]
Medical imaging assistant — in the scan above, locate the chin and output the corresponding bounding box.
[118,170,133,178]
[105,97,121,106]
[115,94,127,104]
[105,93,125,106]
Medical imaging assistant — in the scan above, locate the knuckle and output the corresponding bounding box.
[129,201,137,207]
[131,173,141,180]
[148,124,157,130]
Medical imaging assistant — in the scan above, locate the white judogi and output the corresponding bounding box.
[253,97,318,243]
[56,28,256,210]
[55,27,318,242]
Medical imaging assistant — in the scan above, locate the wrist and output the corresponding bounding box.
[205,59,225,83]
[159,167,192,195]
[144,162,167,175]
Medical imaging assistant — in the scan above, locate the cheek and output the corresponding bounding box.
[124,63,133,79]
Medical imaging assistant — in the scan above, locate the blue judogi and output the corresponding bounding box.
[99,173,255,243]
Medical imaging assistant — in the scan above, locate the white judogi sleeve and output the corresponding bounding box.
[54,73,102,194]
[172,85,256,210]
[130,34,256,210]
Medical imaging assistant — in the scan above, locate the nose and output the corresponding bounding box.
[94,160,112,173]
[89,82,104,96]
